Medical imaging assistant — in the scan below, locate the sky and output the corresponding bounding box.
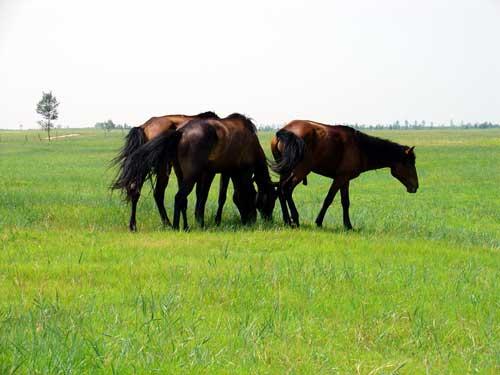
[1,0,499,129]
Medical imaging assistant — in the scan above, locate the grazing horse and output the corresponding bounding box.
[271,120,419,228]
[131,114,277,230]
[111,111,220,231]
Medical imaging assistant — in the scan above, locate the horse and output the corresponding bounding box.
[111,111,222,231]
[130,113,277,230]
[271,120,419,228]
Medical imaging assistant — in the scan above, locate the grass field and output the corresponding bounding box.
[0,128,498,374]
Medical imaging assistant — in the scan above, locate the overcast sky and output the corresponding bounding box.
[1,0,499,129]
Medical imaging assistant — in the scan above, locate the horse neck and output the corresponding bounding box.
[359,134,404,171]
[253,153,272,192]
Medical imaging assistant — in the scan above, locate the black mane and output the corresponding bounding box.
[195,111,220,119]
[225,113,257,133]
[355,130,411,163]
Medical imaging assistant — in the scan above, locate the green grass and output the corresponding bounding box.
[0,128,498,374]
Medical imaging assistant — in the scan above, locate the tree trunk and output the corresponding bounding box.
[47,120,51,141]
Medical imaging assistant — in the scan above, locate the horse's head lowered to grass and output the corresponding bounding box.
[390,146,419,193]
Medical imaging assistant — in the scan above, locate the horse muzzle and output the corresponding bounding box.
[407,186,418,193]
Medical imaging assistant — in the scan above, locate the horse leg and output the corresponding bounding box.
[315,177,348,227]
[283,164,311,227]
[154,162,172,227]
[173,178,196,231]
[195,171,215,228]
[128,179,144,232]
[129,191,140,232]
[172,163,184,230]
[284,184,300,227]
[340,182,353,230]
[215,174,230,225]
[278,176,292,226]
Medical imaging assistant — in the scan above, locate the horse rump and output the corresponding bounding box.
[271,129,306,176]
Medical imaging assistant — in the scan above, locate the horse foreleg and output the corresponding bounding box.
[215,174,230,225]
[340,182,353,230]
[315,177,348,228]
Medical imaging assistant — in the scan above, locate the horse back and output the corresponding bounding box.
[140,115,190,141]
[205,118,261,171]
[282,120,361,177]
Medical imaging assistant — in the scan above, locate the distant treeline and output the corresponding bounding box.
[258,120,500,131]
[93,119,500,132]
[94,120,131,131]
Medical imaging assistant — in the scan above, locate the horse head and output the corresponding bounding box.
[391,146,419,193]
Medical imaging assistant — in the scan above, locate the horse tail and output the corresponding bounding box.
[111,126,146,167]
[271,129,305,176]
[111,130,181,201]
[110,127,146,196]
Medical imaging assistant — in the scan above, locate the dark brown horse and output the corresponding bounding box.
[111,111,220,231]
[131,114,277,230]
[271,120,419,228]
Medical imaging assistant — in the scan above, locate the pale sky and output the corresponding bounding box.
[1,0,499,129]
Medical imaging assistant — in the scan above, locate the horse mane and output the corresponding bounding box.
[225,113,257,133]
[355,130,411,163]
[195,111,220,119]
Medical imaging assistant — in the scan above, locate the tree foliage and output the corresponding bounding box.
[36,91,59,140]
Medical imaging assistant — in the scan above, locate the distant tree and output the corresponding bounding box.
[94,119,118,134]
[36,91,59,141]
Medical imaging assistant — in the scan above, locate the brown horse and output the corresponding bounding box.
[271,120,419,228]
[131,114,277,230]
[111,111,220,231]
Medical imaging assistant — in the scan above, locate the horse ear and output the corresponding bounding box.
[405,146,415,155]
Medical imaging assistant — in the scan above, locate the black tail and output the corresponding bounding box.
[112,127,146,167]
[271,129,306,176]
[111,130,181,200]
[111,127,145,193]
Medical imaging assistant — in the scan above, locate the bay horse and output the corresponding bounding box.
[271,120,419,228]
[130,114,277,230]
[111,111,221,231]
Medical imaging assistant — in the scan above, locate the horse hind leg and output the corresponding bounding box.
[129,190,140,232]
[282,163,311,227]
[154,162,172,227]
[195,171,215,228]
[215,174,230,226]
[277,179,291,226]
[128,177,145,232]
[173,178,197,231]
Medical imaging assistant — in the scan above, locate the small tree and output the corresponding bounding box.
[36,91,59,141]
